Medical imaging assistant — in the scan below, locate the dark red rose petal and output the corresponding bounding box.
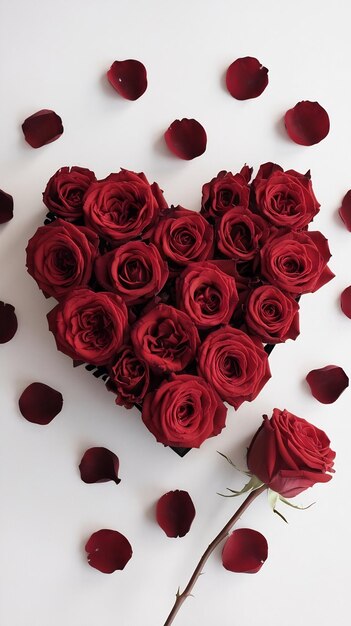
[338,190,351,231]
[22,109,63,148]
[284,101,330,146]
[306,365,349,404]
[222,528,268,573]
[226,57,268,100]
[164,118,207,160]
[0,301,18,343]
[85,529,132,573]
[79,447,121,484]
[341,286,351,319]
[0,189,13,224]
[18,382,63,424]
[107,60,147,100]
[156,490,196,538]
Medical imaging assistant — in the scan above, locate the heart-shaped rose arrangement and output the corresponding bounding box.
[26,163,334,454]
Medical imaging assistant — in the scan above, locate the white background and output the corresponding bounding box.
[1,1,351,624]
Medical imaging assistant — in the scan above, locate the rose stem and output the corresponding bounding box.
[163,484,267,626]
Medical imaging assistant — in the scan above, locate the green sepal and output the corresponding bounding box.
[268,489,288,524]
[279,496,315,511]
[217,451,252,476]
[218,474,264,498]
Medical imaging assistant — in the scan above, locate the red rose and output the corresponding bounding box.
[142,374,227,448]
[245,285,300,343]
[83,169,167,243]
[26,219,99,300]
[152,206,213,272]
[43,166,96,220]
[176,261,238,329]
[131,303,199,372]
[197,326,271,408]
[108,345,150,409]
[95,241,168,305]
[201,167,251,219]
[47,288,128,366]
[260,230,334,295]
[216,207,269,261]
[247,408,335,497]
[253,162,320,230]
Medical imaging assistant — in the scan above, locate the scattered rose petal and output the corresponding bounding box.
[226,57,268,100]
[22,109,63,148]
[0,301,18,343]
[306,365,349,403]
[338,190,351,231]
[222,528,268,573]
[85,529,132,573]
[341,286,351,319]
[156,490,195,538]
[107,60,147,100]
[18,382,63,424]
[284,101,330,146]
[0,189,13,224]
[164,118,207,160]
[79,447,121,484]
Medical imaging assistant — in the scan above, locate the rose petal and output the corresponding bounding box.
[85,529,132,573]
[284,101,330,146]
[226,57,268,100]
[0,301,18,343]
[164,118,207,160]
[18,382,63,424]
[341,286,351,319]
[222,528,268,573]
[22,109,63,148]
[79,447,121,484]
[156,490,196,538]
[338,190,351,231]
[107,60,147,100]
[0,189,14,224]
[306,365,349,404]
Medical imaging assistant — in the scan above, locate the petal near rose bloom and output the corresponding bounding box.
[0,301,18,343]
[338,190,351,231]
[156,490,196,538]
[18,382,63,424]
[107,60,147,100]
[226,57,268,100]
[306,365,349,404]
[284,101,330,146]
[340,286,351,319]
[85,529,132,573]
[222,528,268,573]
[79,447,121,484]
[164,118,207,160]
[22,109,63,148]
[0,189,14,224]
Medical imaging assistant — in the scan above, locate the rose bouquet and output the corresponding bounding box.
[26,163,334,452]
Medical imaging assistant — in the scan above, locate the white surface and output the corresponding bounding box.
[1,1,351,624]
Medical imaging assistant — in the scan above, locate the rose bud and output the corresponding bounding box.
[131,303,199,373]
[142,374,227,448]
[197,326,271,408]
[176,261,238,329]
[260,230,334,295]
[83,169,167,243]
[216,208,269,261]
[252,164,320,230]
[247,408,335,498]
[47,289,128,366]
[151,206,213,274]
[95,241,168,305]
[245,285,300,344]
[43,166,96,220]
[26,220,99,300]
[200,168,251,220]
[107,345,150,409]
